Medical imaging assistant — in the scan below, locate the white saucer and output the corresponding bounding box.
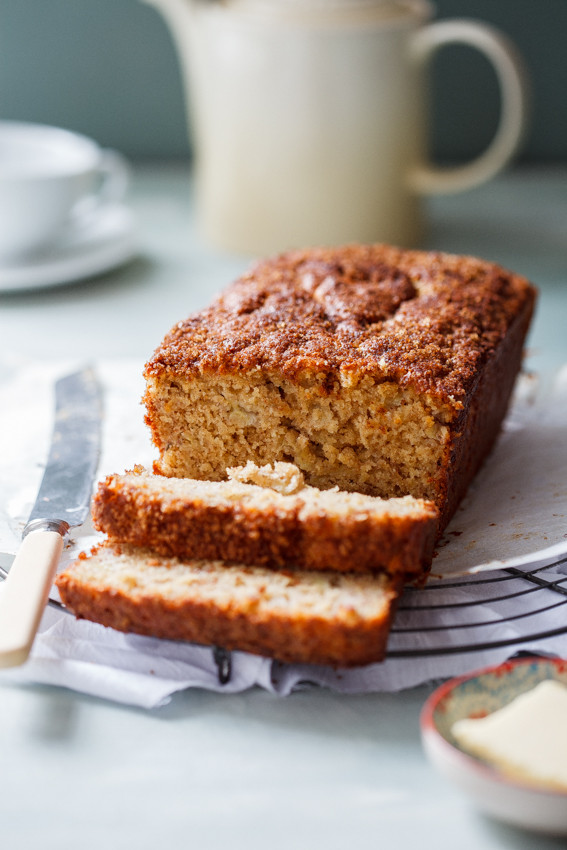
[0,203,137,293]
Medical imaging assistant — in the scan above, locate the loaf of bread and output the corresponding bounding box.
[59,244,536,668]
[144,244,536,531]
[92,462,439,579]
[55,543,402,667]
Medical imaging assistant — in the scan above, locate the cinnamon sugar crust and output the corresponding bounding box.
[145,244,535,401]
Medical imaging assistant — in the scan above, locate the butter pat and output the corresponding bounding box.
[452,680,567,791]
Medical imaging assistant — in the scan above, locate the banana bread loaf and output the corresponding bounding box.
[144,245,535,531]
[91,462,439,579]
[55,542,402,667]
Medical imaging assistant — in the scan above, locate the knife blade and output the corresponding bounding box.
[0,367,102,667]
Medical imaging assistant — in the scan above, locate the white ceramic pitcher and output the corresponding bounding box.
[145,0,528,255]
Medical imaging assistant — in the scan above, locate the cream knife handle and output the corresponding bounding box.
[0,530,64,668]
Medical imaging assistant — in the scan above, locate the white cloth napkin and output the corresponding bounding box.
[1,358,566,708]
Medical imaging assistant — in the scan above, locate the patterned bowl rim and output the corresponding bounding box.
[420,656,567,798]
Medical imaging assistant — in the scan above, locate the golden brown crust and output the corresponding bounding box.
[434,303,534,528]
[91,469,439,578]
[56,544,402,667]
[144,244,536,403]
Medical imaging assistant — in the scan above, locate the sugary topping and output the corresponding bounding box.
[145,244,536,401]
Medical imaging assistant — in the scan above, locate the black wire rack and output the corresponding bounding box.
[385,553,567,658]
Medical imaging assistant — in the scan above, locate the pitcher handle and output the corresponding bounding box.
[408,19,529,195]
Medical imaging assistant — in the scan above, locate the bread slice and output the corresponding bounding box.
[143,244,536,531]
[55,542,402,667]
[92,462,439,579]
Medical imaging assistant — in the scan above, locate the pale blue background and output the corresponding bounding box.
[0,0,566,162]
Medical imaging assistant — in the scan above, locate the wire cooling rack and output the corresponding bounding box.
[1,552,567,685]
[386,554,567,658]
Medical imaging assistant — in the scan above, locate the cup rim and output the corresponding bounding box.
[0,121,101,180]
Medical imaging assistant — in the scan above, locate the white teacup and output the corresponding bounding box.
[0,122,129,262]
[146,0,528,255]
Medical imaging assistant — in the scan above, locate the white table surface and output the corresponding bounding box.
[1,163,566,850]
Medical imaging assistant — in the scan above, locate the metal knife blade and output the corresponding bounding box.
[27,368,102,533]
[0,367,102,667]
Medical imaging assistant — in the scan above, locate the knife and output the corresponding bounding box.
[0,367,102,667]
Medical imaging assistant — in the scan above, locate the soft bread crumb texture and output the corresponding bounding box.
[56,543,402,666]
[146,373,450,499]
[91,463,439,577]
[143,244,536,530]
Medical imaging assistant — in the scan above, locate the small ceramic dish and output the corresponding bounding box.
[420,656,567,835]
